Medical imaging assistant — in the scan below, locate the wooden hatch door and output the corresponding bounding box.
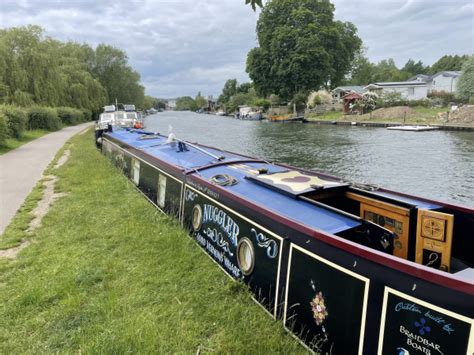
[415,209,454,272]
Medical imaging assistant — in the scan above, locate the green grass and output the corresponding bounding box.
[0,130,49,155]
[306,106,451,124]
[306,111,343,121]
[411,106,448,116]
[0,128,305,353]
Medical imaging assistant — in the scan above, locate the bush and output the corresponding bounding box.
[252,98,271,111]
[0,113,8,147]
[380,92,408,107]
[290,92,308,113]
[427,91,457,106]
[407,99,430,108]
[56,107,84,125]
[82,109,92,121]
[28,106,60,131]
[0,105,27,138]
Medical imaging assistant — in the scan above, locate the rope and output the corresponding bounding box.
[210,174,238,186]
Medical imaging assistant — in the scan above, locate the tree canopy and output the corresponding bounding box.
[456,56,474,101]
[175,96,197,111]
[246,0,362,100]
[0,25,145,111]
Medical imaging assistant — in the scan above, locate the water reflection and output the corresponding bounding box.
[145,111,473,207]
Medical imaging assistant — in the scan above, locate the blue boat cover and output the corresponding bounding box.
[107,129,362,234]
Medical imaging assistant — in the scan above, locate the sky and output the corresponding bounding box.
[0,0,472,98]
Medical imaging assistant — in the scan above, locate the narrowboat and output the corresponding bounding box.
[97,126,473,354]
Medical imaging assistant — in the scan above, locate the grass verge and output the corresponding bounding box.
[306,106,451,124]
[0,128,304,353]
[0,130,50,155]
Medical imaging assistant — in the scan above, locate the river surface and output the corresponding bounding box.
[144,111,473,208]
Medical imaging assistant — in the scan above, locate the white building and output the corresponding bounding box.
[409,71,461,93]
[427,71,461,93]
[365,81,428,100]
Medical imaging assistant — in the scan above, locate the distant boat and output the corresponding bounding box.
[216,110,226,116]
[237,106,263,120]
[387,125,439,132]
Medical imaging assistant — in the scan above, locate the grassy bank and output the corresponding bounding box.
[306,106,450,124]
[0,128,304,353]
[0,129,49,155]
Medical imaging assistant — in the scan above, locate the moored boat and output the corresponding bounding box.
[97,125,474,354]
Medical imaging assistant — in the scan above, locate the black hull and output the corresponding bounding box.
[101,135,474,354]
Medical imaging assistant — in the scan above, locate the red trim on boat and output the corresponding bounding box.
[188,174,474,295]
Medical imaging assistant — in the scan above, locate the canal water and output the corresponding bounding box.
[144,111,474,207]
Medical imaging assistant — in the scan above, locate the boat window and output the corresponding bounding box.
[157,174,166,208]
[100,113,113,121]
[126,113,136,119]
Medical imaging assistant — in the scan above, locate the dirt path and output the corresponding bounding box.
[0,122,92,234]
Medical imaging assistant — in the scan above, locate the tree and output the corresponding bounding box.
[217,79,238,105]
[428,55,469,74]
[0,26,107,111]
[245,0,263,11]
[91,44,144,106]
[143,95,157,110]
[347,50,377,85]
[175,96,197,111]
[246,0,362,100]
[456,56,474,101]
[402,59,427,76]
[195,91,207,109]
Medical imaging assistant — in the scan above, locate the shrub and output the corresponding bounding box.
[0,105,27,139]
[252,98,271,111]
[28,106,60,131]
[469,97,474,105]
[360,92,378,113]
[56,107,84,125]
[407,99,430,108]
[290,92,308,113]
[82,109,92,121]
[428,91,460,105]
[0,113,8,147]
[380,91,407,107]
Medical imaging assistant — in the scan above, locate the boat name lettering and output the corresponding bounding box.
[187,181,219,199]
[251,228,278,258]
[202,204,239,247]
[399,326,443,355]
[395,302,422,314]
[196,232,241,278]
[185,190,197,201]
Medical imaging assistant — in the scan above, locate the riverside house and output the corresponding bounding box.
[365,81,428,100]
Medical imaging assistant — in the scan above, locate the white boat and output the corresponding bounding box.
[387,125,439,132]
[237,106,262,120]
[216,111,226,116]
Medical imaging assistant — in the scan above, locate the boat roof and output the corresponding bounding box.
[106,128,445,234]
[107,129,360,234]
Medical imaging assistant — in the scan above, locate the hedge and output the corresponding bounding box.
[27,106,60,131]
[56,107,84,126]
[0,113,8,147]
[0,105,27,139]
